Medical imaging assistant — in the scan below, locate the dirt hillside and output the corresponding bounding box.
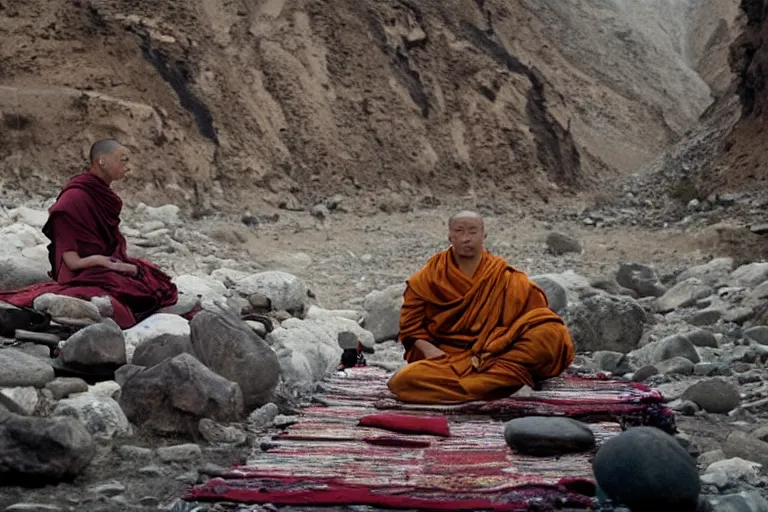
[0,0,739,213]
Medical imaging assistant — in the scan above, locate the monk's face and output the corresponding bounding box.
[99,146,131,182]
[449,217,486,259]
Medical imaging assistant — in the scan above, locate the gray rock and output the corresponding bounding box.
[686,308,723,326]
[656,278,714,313]
[563,294,646,353]
[139,497,160,507]
[4,505,63,512]
[531,276,569,314]
[198,419,247,445]
[44,378,89,400]
[707,491,768,512]
[656,357,695,376]
[730,263,768,289]
[631,334,701,366]
[694,363,730,377]
[247,402,279,430]
[234,271,309,315]
[723,307,755,324]
[632,365,660,382]
[0,349,55,388]
[593,427,700,511]
[747,280,768,303]
[118,353,244,436]
[88,482,126,497]
[114,364,144,388]
[698,449,726,468]
[115,445,153,460]
[0,387,39,415]
[723,431,768,469]
[53,394,132,440]
[545,232,583,255]
[59,319,126,367]
[504,417,595,456]
[157,443,202,463]
[362,283,406,343]
[132,333,195,367]
[745,326,768,346]
[686,329,719,348]
[682,379,741,414]
[677,258,733,286]
[190,310,280,410]
[32,293,102,322]
[592,351,632,375]
[0,256,51,290]
[0,411,95,484]
[616,261,667,297]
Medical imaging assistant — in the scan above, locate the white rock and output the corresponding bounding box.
[12,206,49,228]
[53,394,132,440]
[363,283,406,342]
[0,222,47,248]
[702,457,762,487]
[172,274,229,308]
[134,203,180,225]
[20,243,49,265]
[0,387,40,415]
[83,381,122,400]
[235,271,309,315]
[305,305,363,323]
[123,314,191,363]
[210,268,251,286]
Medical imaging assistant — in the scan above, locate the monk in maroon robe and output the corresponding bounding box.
[0,140,178,328]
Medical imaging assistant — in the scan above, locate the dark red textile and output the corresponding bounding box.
[358,412,451,437]
[0,172,178,328]
[185,476,595,511]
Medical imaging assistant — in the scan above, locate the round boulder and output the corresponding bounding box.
[681,379,741,414]
[593,426,700,512]
[503,417,595,456]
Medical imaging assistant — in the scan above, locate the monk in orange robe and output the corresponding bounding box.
[387,211,575,404]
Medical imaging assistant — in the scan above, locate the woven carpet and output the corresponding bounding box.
[184,367,673,511]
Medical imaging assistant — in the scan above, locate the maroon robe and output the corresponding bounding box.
[0,172,178,328]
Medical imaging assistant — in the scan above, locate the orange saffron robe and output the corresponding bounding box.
[387,249,575,404]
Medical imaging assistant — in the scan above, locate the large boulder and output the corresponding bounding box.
[267,318,346,395]
[190,310,280,410]
[630,333,701,366]
[676,258,733,287]
[562,294,646,353]
[362,283,406,343]
[656,278,714,313]
[730,263,768,289]
[681,379,741,415]
[593,427,700,511]
[529,276,568,314]
[0,255,51,289]
[234,271,309,315]
[123,314,191,363]
[0,408,95,485]
[32,294,102,322]
[59,319,126,368]
[616,262,667,298]
[132,333,196,367]
[172,274,229,309]
[0,349,55,388]
[53,394,132,440]
[118,353,244,435]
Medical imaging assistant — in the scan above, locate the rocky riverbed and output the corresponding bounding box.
[1,195,767,511]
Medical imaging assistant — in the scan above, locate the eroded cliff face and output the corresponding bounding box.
[0,0,737,211]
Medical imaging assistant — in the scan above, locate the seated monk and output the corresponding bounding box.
[387,211,575,404]
[0,139,178,328]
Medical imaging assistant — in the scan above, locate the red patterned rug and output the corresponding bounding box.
[184,367,674,511]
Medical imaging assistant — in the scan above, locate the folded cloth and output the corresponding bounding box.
[358,412,450,437]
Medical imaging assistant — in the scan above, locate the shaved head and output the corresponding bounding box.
[89,139,123,164]
[449,210,484,228]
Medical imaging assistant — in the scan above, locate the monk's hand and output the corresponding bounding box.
[414,339,446,360]
[110,261,139,276]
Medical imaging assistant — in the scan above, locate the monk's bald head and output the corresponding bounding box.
[89,139,123,164]
[448,210,484,229]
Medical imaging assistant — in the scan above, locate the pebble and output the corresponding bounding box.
[88,482,126,497]
[157,443,203,463]
[115,444,153,460]
[139,496,160,507]
[503,417,595,456]
[175,471,199,484]
[138,465,164,477]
